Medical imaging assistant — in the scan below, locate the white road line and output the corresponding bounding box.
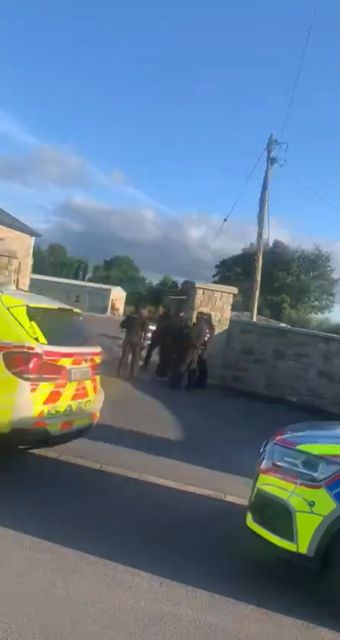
[33,449,248,506]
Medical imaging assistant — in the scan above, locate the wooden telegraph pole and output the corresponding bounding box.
[250,134,278,321]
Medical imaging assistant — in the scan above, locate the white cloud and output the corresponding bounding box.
[111,169,128,186]
[0,110,176,213]
[0,144,92,188]
[42,196,292,280]
[0,111,38,146]
[39,196,340,284]
[0,111,338,285]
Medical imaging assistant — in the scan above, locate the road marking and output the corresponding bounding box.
[33,449,248,506]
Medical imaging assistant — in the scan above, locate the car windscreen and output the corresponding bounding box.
[26,306,93,346]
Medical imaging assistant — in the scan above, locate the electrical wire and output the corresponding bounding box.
[280,4,317,138]
[214,147,265,239]
[287,171,339,213]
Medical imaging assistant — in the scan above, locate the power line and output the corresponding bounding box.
[214,147,265,239]
[280,4,317,138]
[287,172,339,212]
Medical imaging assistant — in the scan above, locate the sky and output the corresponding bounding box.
[0,0,339,299]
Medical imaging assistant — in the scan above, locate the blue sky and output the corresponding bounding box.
[0,0,339,287]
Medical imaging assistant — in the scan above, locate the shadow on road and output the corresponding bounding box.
[1,452,338,633]
[91,369,316,479]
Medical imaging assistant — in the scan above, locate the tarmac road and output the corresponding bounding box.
[0,362,339,639]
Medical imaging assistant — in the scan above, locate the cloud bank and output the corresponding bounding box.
[0,110,338,283]
[0,145,92,188]
[46,197,293,280]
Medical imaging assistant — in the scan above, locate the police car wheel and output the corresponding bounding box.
[320,536,340,604]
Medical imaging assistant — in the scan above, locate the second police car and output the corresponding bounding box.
[247,421,340,593]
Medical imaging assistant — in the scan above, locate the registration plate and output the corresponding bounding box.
[69,367,91,382]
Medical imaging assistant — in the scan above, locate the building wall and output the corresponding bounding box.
[208,319,340,415]
[0,226,34,290]
[30,277,112,314]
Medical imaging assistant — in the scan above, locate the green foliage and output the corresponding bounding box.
[90,255,148,305]
[90,255,179,307]
[33,243,88,280]
[214,240,336,322]
[285,312,340,336]
[145,275,179,308]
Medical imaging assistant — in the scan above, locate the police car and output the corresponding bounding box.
[0,288,104,448]
[247,421,340,593]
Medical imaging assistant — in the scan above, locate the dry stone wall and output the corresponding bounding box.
[208,319,340,415]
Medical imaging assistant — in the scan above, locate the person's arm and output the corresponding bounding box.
[120,316,130,330]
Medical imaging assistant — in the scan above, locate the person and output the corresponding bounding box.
[195,314,215,389]
[183,313,209,391]
[143,307,170,371]
[117,307,148,380]
[155,311,176,378]
[168,313,193,388]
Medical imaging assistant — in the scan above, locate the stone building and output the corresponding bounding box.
[0,207,40,290]
[167,282,238,333]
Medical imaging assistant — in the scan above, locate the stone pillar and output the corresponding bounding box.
[190,283,238,333]
[167,282,238,333]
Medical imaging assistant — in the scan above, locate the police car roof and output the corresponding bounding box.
[0,288,72,310]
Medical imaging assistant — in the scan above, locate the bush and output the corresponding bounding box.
[286,311,340,336]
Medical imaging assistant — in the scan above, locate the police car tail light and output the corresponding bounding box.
[90,361,102,377]
[3,351,68,383]
[264,443,340,483]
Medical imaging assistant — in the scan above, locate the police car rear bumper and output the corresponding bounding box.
[0,424,93,449]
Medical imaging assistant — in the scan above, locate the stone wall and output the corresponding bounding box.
[167,283,238,334]
[0,226,34,290]
[208,319,340,415]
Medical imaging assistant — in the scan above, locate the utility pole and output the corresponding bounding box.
[250,134,278,321]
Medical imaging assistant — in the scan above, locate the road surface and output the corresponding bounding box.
[0,362,339,639]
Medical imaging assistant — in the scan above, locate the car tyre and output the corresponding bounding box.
[319,535,340,607]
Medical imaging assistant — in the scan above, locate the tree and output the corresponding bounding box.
[33,243,89,280]
[33,245,49,275]
[214,240,336,321]
[90,255,148,304]
[45,243,68,275]
[73,259,88,281]
[145,275,179,307]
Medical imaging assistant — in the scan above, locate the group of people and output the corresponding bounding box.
[117,306,215,390]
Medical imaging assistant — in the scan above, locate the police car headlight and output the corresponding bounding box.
[263,443,340,483]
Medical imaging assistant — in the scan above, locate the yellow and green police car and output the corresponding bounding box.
[247,421,340,590]
[0,287,104,449]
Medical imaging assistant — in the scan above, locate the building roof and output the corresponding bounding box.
[31,273,125,293]
[0,207,41,238]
